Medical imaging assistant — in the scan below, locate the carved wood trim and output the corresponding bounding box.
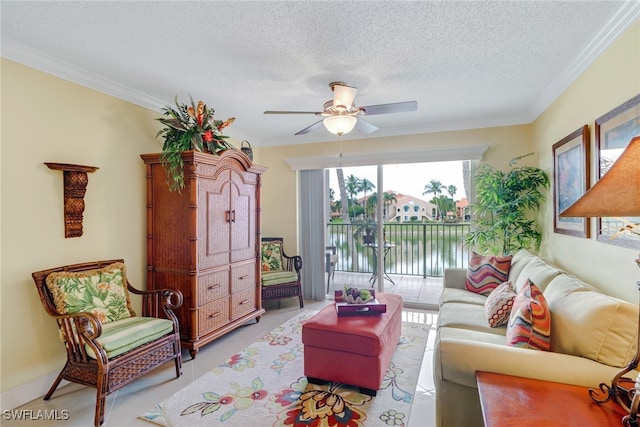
[45,163,99,238]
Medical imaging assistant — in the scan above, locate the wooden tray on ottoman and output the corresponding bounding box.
[334,289,387,316]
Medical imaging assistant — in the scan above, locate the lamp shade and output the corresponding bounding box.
[560,136,640,218]
[323,115,357,135]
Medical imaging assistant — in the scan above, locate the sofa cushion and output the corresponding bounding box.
[485,281,516,327]
[544,274,638,368]
[440,287,488,306]
[261,240,284,272]
[465,252,512,295]
[508,249,536,283]
[506,279,551,351]
[46,262,133,323]
[438,302,507,336]
[513,257,561,293]
[261,270,298,286]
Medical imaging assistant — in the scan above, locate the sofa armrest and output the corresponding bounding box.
[443,268,467,290]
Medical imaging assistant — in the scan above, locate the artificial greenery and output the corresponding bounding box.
[156,96,235,191]
[464,153,550,256]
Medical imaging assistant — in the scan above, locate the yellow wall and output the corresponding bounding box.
[1,19,638,402]
[1,59,162,392]
[533,20,640,302]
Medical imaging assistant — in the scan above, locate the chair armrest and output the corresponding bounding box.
[291,255,303,274]
[48,311,110,363]
[54,311,103,340]
[281,253,303,274]
[127,284,183,309]
[128,284,183,319]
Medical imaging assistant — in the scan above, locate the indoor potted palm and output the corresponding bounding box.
[464,153,550,256]
[156,96,235,191]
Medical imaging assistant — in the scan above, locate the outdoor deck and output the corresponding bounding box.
[327,271,443,310]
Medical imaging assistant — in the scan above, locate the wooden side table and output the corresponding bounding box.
[476,371,627,426]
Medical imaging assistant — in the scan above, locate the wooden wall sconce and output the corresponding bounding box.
[45,163,99,238]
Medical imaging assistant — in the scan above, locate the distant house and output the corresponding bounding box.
[386,194,437,223]
[456,198,470,221]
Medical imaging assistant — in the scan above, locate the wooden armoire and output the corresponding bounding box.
[140,150,267,358]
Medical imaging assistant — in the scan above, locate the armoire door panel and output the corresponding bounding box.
[230,171,256,263]
[198,172,231,269]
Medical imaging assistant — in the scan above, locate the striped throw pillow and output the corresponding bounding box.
[465,252,512,295]
[485,281,516,327]
[506,279,551,350]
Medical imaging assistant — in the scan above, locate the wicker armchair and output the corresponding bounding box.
[31,259,183,427]
[260,237,303,308]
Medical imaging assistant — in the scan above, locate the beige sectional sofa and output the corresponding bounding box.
[434,249,639,427]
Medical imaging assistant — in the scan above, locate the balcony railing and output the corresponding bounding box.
[327,222,470,277]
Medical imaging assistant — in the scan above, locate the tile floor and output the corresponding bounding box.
[4,298,437,427]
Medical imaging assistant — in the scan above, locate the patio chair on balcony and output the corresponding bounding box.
[326,245,338,292]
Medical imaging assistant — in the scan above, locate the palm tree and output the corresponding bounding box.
[359,178,375,219]
[367,191,398,220]
[332,200,342,216]
[336,168,358,271]
[446,185,457,219]
[423,179,444,220]
[345,175,361,219]
[383,191,397,220]
[336,169,350,223]
[447,185,457,199]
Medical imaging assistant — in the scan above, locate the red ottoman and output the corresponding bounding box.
[302,293,403,396]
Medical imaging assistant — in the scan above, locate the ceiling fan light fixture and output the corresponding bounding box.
[323,115,357,136]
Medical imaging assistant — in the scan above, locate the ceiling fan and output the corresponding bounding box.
[264,81,418,136]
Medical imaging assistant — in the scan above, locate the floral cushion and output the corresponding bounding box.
[261,240,284,272]
[506,279,551,351]
[485,281,516,327]
[45,262,134,323]
[465,251,512,295]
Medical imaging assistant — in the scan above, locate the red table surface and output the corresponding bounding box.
[476,371,629,427]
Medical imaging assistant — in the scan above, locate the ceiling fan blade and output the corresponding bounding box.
[264,110,323,115]
[355,118,379,134]
[333,84,357,109]
[360,101,417,116]
[295,120,324,135]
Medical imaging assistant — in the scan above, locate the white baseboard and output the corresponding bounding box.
[0,372,69,411]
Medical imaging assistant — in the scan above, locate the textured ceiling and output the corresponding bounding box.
[2,1,639,147]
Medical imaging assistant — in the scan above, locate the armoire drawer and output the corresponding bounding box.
[198,297,231,335]
[231,287,257,319]
[231,263,256,292]
[197,270,230,304]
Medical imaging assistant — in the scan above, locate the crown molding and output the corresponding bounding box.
[1,39,166,112]
[527,1,640,122]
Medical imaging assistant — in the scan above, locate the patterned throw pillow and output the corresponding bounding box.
[261,241,284,272]
[45,262,134,323]
[465,252,513,295]
[485,281,516,327]
[506,279,551,350]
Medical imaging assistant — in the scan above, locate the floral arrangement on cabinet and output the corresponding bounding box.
[156,96,235,191]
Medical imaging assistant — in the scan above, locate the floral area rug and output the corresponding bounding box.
[140,310,430,427]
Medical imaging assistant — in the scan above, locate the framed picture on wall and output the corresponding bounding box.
[595,93,640,248]
[553,125,590,237]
